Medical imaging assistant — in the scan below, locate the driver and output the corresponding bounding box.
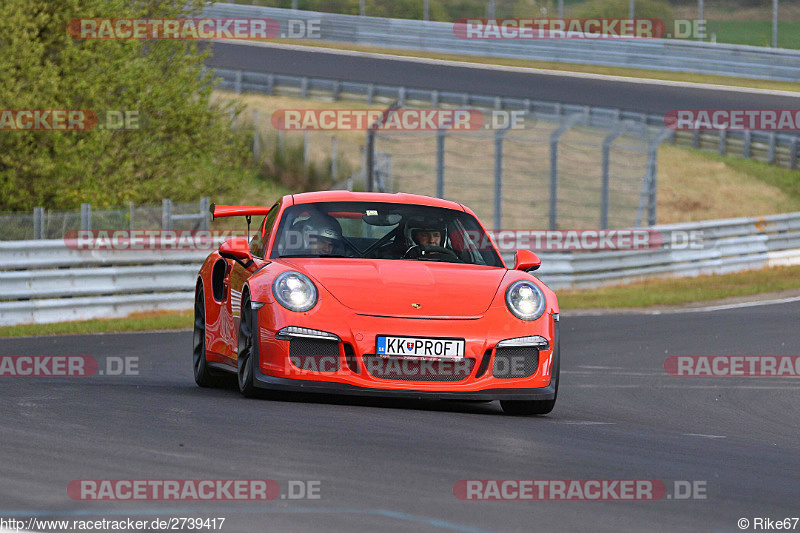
[294,214,344,256]
[412,228,441,247]
[405,217,448,253]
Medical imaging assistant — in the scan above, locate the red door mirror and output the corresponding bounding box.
[219,238,253,266]
[513,249,541,271]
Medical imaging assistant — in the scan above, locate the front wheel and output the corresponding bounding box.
[237,292,259,398]
[501,338,559,416]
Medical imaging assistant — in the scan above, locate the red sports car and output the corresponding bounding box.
[193,191,559,415]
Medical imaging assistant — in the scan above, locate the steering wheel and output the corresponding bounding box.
[404,245,459,260]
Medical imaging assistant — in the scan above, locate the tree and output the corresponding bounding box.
[0,0,246,210]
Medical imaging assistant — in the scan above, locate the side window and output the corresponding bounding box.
[249,217,267,258]
[250,201,280,258]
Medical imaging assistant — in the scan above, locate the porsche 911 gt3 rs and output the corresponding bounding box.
[193,191,559,415]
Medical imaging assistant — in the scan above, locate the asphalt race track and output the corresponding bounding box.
[205,42,800,115]
[2,301,798,532]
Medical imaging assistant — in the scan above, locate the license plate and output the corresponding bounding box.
[376,336,465,359]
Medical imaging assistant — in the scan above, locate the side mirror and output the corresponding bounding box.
[513,249,541,271]
[219,238,254,267]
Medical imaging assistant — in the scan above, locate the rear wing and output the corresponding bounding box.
[210,204,273,221]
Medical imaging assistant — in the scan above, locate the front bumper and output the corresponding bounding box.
[250,304,559,401]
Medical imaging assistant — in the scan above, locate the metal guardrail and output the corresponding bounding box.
[213,68,800,169]
[3,212,800,325]
[204,4,800,82]
[530,212,800,289]
[0,242,210,326]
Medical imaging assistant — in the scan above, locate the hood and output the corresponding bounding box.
[281,258,506,318]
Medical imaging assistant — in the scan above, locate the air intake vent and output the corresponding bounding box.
[289,338,340,373]
[492,347,539,379]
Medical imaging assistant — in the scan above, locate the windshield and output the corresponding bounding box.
[270,201,504,267]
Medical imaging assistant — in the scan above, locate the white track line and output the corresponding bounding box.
[221,40,800,97]
[648,295,800,315]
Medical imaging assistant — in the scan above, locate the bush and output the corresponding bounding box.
[0,0,251,211]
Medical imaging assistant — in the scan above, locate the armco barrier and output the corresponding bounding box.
[3,212,800,325]
[203,4,800,82]
[529,212,800,289]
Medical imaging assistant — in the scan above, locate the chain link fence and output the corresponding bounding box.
[0,199,211,241]
[372,109,668,229]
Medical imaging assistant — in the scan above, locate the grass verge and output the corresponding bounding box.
[0,311,193,338]
[557,265,800,309]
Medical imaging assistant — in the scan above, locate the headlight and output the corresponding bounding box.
[273,271,318,312]
[505,280,546,321]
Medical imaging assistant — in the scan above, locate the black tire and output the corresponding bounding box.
[193,285,221,388]
[237,292,259,398]
[500,336,559,416]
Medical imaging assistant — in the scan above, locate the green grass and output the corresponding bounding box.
[705,20,800,49]
[557,265,800,310]
[0,311,193,338]
[695,151,800,203]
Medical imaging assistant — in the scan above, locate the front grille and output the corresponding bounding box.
[362,355,474,381]
[492,347,539,379]
[289,338,340,373]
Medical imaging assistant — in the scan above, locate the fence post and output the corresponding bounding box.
[398,86,406,107]
[432,90,439,108]
[80,203,91,231]
[768,133,776,163]
[636,129,672,227]
[743,130,752,158]
[252,110,260,163]
[129,201,134,232]
[718,129,727,155]
[601,121,628,230]
[367,83,374,105]
[647,146,658,227]
[301,77,309,99]
[332,80,340,101]
[331,136,338,180]
[200,197,210,230]
[436,130,446,198]
[791,136,798,170]
[162,199,172,230]
[365,130,375,192]
[303,130,310,179]
[267,74,274,96]
[33,207,44,240]
[493,126,511,230]
[549,113,584,230]
[235,70,242,94]
[693,130,700,148]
